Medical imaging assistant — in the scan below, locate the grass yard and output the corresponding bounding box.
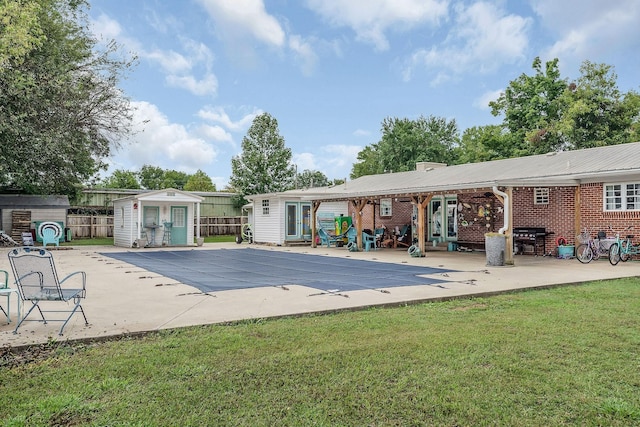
[2,278,640,426]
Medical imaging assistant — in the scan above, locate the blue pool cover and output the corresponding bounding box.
[101,248,455,293]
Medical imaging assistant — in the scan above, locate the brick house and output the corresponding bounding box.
[249,143,640,262]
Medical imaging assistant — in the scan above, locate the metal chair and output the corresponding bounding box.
[8,247,88,335]
[0,269,20,324]
[162,222,173,246]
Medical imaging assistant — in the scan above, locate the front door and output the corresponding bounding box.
[285,202,311,241]
[171,206,188,245]
[428,196,458,242]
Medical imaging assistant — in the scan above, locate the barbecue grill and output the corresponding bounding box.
[513,227,553,255]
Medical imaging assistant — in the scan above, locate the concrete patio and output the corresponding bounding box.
[1,243,639,348]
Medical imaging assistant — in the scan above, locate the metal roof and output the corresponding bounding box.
[253,142,640,201]
[0,194,70,209]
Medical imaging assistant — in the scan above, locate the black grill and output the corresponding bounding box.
[513,227,552,255]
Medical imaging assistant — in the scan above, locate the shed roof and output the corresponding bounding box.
[0,194,70,209]
[113,188,204,203]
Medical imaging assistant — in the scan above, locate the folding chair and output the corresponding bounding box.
[8,247,88,335]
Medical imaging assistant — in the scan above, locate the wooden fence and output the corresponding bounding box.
[66,215,245,239]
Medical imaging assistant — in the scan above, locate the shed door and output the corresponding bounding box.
[171,206,187,245]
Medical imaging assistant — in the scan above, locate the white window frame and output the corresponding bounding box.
[604,183,640,211]
[380,198,392,217]
[262,199,270,215]
[534,187,549,205]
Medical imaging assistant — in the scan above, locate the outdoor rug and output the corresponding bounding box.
[101,248,456,293]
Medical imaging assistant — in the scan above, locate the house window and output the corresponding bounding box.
[605,183,640,211]
[534,188,549,205]
[380,198,392,216]
[262,200,270,215]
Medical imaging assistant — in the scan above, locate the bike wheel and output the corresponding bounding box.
[609,243,621,265]
[576,243,593,264]
[620,241,631,262]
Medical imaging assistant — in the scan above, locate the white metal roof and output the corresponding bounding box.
[252,142,640,201]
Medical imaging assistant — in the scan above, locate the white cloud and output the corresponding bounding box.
[146,49,193,74]
[110,101,217,173]
[90,14,123,40]
[306,0,449,51]
[531,0,640,64]
[353,129,371,137]
[474,89,502,110]
[403,2,531,83]
[197,124,233,144]
[197,0,285,47]
[289,34,319,76]
[197,106,262,132]
[166,73,218,96]
[292,153,318,171]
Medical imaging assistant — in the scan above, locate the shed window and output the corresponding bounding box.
[534,188,549,205]
[262,200,270,215]
[380,198,392,216]
[605,183,640,211]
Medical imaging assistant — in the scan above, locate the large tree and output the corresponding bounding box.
[556,61,640,149]
[101,169,140,189]
[351,115,458,178]
[489,57,567,155]
[230,113,296,196]
[184,169,216,192]
[296,169,329,188]
[0,0,136,196]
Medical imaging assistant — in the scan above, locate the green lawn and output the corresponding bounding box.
[2,279,640,426]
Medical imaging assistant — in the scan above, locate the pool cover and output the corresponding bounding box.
[101,248,455,293]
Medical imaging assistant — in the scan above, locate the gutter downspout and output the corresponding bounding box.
[493,186,509,234]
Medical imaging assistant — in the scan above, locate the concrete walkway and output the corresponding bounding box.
[1,243,639,348]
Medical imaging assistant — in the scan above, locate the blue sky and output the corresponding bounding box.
[88,0,640,189]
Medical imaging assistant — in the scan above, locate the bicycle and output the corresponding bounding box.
[235,223,253,244]
[575,228,612,264]
[609,226,640,265]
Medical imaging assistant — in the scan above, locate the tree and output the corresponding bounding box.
[161,170,189,190]
[184,169,216,192]
[490,57,568,155]
[296,169,329,188]
[556,61,640,149]
[230,113,296,196]
[100,169,140,189]
[138,165,165,190]
[454,125,513,164]
[351,115,458,178]
[0,0,136,196]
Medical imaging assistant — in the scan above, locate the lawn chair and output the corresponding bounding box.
[317,227,339,248]
[362,231,377,251]
[0,269,19,324]
[345,226,357,245]
[395,224,411,248]
[8,247,88,335]
[38,221,63,247]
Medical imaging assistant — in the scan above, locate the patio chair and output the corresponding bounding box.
[362,231,377,251]
[345,225,357,245]
[8,247,88,335]
[38,221,63,248]
[395,224,411,248]
[0,269,17,323]
[317,227,339,248]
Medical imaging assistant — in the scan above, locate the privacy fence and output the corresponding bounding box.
[67,215,246,239]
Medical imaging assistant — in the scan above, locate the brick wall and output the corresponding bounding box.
[344,184,640,249]
[580,183,640,240]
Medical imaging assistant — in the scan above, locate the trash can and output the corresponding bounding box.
[485,233,506,266]
[64,227,72,242]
